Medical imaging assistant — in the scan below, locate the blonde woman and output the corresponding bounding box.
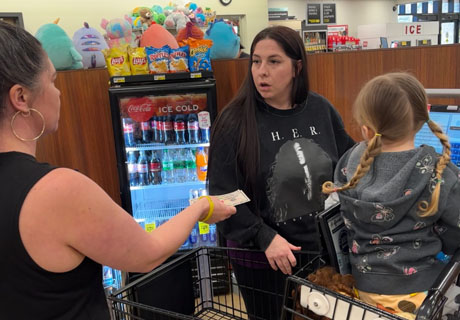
[323,72,460,319]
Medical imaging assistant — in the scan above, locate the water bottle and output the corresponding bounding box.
[122,118,135,147]
[127,151,138,186]
[161,149,174,183]
[172,149,187,183]
[185,148,197,181]
[209,224,217,244]
[187,114,200,144]
[137,150,149,186]
[189,224,199,247]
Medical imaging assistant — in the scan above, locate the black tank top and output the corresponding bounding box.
[0,152,110,319]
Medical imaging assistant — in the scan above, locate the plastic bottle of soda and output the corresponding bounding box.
[187,114,200,144]
[161,149,175,183]
[195,147,208,181]
[122,118,135,147]
[127,151,138,186]
[149,151,162,185]
[163,114,175,145]
[174,115,186,145]
[185,148,197,181]
[156,116,164,144]
[173,149,187,183]
[137,150,149,186]
[140,120,152,144]
[150,116,158,143]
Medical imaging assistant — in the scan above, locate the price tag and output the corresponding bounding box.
[154,75,166,81]
[198,222,210,234]
[190,72,202,79]
[145,222,156,233]
[113,77,126,83]
[198,111,211,129]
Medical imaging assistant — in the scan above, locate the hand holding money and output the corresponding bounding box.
[190,189,250,206]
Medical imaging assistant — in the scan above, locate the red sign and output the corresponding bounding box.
[122,97,155,122]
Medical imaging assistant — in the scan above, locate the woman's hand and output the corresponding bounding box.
[197,196,236,224]
[265,234,301,275]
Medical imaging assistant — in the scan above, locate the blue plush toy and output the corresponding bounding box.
[35,19,83,70]
[204,20,240,60]
[73,22,108,69]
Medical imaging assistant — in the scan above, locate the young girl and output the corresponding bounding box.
[323,72,460,319]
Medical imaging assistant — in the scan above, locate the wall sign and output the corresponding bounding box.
[323,4,336,24]
[307,4,321,24]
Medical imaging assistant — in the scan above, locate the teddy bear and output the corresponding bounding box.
[132,7,153,30]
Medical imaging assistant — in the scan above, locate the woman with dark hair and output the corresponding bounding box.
[0,21,235,319]
[208,25,355,319]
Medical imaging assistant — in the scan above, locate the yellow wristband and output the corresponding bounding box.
[199,195,214,223]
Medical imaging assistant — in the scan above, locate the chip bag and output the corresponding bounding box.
[169,46,189,73]
[128,46,149,75]
[102,45,131,76]
[145,45,170,74]
[187,38,213,72]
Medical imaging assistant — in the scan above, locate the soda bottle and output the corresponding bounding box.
[149,151,162,185]
[174,115,187,145]
[195,147,208,181]
[198,111,211,143]
[185,149,197,181]
[140,120,152,144]
[172,149,187,183]
[137,150,149,186]
[161,149,175,183]
[163,114,175,145]
[150,116,158,143]
[156,116,164,144]
[122,118,135,147]
[127,151,138,186]
[187,114,200,144]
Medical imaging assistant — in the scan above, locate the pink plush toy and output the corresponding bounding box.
[140,23,179,49]
[100,16,133,48]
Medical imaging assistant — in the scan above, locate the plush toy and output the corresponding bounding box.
[204,7,216,26]
[35,19,83,70]
[176,22,204,43]
[140,23,179,49]
[72,22,108,69]
[164,11,190,32]
[132,7,153,30]
[151,5,166,25]
[100,16,133,48]
[204,20,240,59]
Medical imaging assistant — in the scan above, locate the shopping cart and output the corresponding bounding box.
[108,246,320,320]
[281,204,460,320]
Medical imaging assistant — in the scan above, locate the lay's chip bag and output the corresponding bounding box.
[102,45,131,76]
[128,46,149,75]
[169,46,189,73]
[187,38,213,72]
[145,45,170,74]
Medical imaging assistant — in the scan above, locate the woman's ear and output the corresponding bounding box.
[361,125,375,141]
[8,84,31,113]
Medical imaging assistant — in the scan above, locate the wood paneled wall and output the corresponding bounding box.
[36,45,460,204]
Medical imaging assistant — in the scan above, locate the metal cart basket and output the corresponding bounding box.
[108,246,320,320]
[281,253,460,320]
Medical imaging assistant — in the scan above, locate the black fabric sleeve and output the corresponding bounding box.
[208,123,277,250]
[330,106,356,157]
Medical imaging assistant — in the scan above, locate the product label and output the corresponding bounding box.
[137,163,148,173]
[164,121,173,130]
[162,161,174,171]
[149,162,161,171]
[123,124,133,133]
[141,122,150,130]
[127,163,136,173]
[174,122,186,131]
[198,222,210,234]
[145,222,156,232]
[187,121,199,130]
[198,111,211,129]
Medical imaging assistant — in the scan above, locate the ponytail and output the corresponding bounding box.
[323,135,383,194]
[417,120,451,217]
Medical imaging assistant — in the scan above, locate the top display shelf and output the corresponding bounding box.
[110,71,214,86]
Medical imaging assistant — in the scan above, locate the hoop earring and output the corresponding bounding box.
[10,108,46,142]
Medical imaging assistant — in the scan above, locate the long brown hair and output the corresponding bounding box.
[323,72,451,217]
[209,26,310,213]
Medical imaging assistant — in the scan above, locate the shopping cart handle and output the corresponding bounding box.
[417,250,460,320]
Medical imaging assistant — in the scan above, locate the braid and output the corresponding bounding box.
[323,136,383,194]
[418,120,451,217]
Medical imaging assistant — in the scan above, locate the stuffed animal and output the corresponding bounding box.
[35,19,83,70]
[204,7,216,26]
[72,22,108,68]
[151,5,166,25]
[164,11,190,31]
[204,20,240,59]
[140,23,179,49]
[132,7,153,30]
[100,16,133,48]
[176,22,204,43]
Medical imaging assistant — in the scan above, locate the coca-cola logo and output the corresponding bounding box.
[123,97,155,122]
[111,56,124,65]
[132,57,147,65]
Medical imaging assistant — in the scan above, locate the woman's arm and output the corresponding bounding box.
[19,168,236,273]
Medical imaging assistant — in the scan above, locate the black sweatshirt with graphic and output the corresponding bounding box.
[208,92,355,252]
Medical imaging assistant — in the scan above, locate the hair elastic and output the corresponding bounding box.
[426,119,432,124]
[198,196,214,223]
[375,133,382,137]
